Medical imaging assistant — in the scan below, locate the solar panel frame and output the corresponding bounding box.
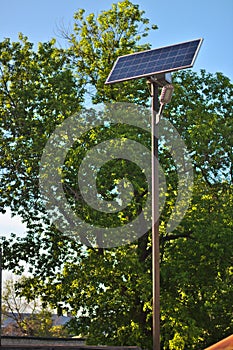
[105,38,203,85]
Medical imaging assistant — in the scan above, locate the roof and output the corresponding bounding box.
[2,312,72,328]
[205,334,233,350]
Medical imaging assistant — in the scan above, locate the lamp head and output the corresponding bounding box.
[160,84,174,104]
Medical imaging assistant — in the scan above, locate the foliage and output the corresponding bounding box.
[0,1,233,349]
[159,70,233,349]
[65,0,157,104]
[0,33,83,225]
[1,277,69,337]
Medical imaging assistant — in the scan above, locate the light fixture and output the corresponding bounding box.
[160,84,174,104]
[156,84,174,122]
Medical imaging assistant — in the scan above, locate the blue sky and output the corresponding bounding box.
[0,0,232,238]
[0,0,233,80]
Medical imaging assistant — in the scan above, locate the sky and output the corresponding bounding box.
[0,0,232,79]
[0,0,233,241]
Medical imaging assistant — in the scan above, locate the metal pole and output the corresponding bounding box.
[151,82,160,349]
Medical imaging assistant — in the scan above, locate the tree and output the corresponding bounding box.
[0,31,85,277]
[1,277,69,337]
[16,69,232,349]
[0,1,233,349]
[63,0,157,104]
[0,33,84,224]
[0,2,157,347]
[159,70,233,349]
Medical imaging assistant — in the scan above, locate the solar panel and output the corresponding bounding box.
[105,38,203,84]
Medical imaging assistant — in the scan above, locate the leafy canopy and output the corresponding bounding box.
[0,1,233,349]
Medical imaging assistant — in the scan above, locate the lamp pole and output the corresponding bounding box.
[150,81,174,349]
[150,80,160,350]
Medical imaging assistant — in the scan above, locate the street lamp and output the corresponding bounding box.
[105,38,203,349]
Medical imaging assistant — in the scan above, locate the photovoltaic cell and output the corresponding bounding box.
[105,38,203,84]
